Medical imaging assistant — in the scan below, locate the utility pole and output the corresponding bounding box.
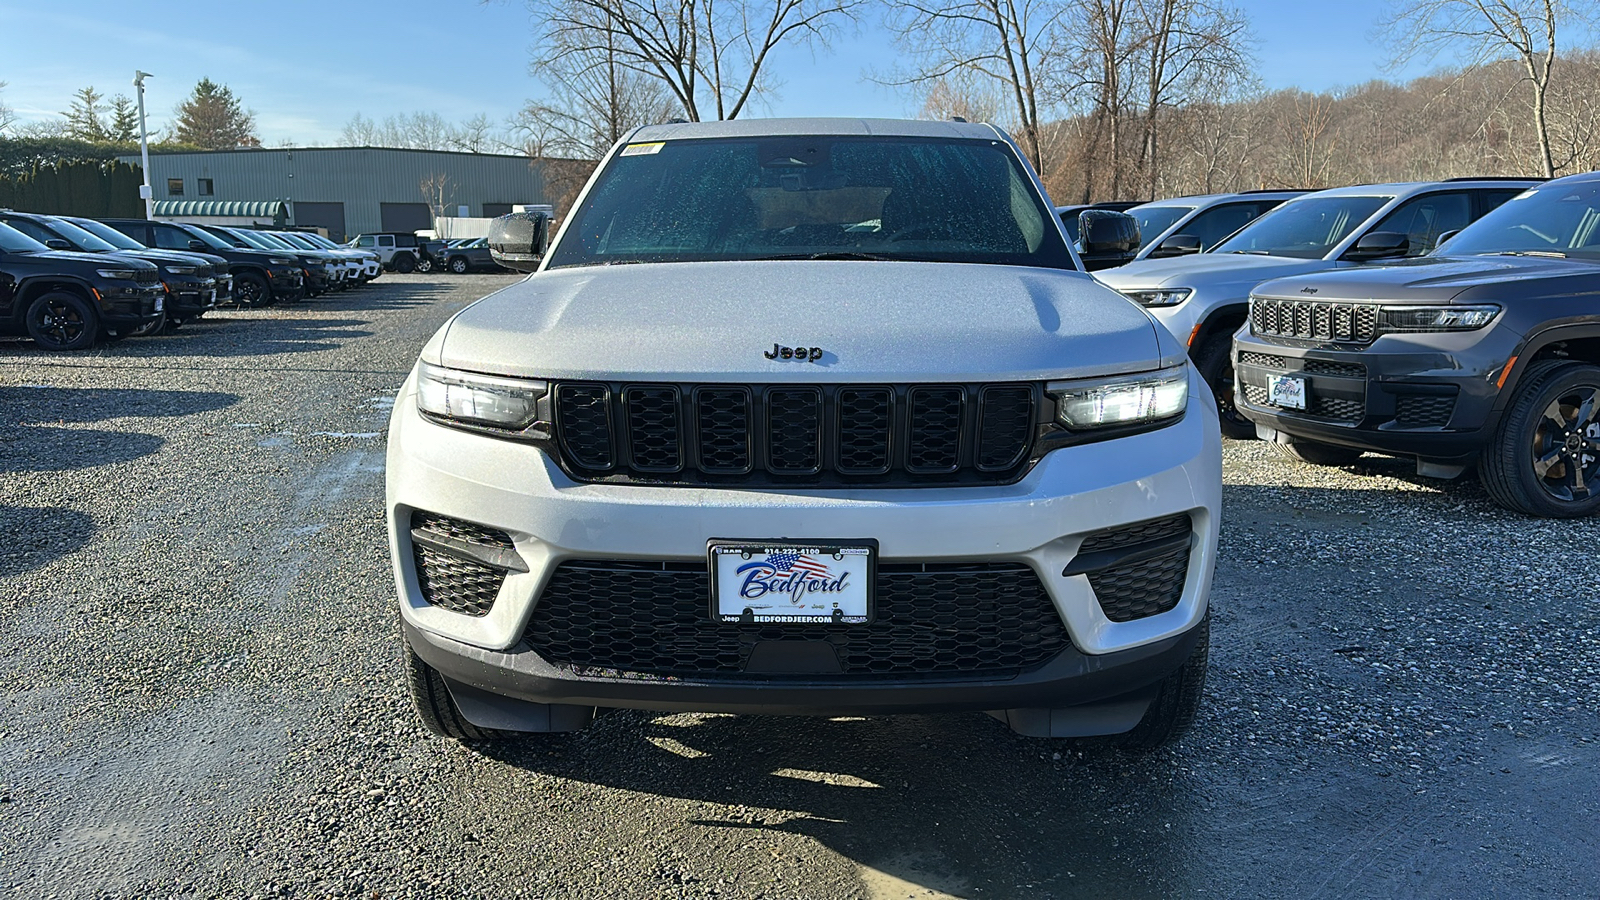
[133,70,153,219]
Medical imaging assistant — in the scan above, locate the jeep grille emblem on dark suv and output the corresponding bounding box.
[765,344,824,362]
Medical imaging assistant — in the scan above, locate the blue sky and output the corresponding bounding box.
[0,0,1432,147]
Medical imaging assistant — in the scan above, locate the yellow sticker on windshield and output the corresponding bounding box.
[621,142,665,156]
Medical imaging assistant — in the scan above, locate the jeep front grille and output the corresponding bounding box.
[1394,392,1456,427]
[1237,351,1366,379]
[1251,298,1378,343]
[524,560,1069,679]
[551,382,1037,486]
[1241,384,1365,423]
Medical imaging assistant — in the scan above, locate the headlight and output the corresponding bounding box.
[416,361,545,430]
[1378,305,1500,332]
[166,265,198,275]
[269,256,296,265]
[96,268,139,280]
[1124,288,1192,307]
[1050,365,1189,429]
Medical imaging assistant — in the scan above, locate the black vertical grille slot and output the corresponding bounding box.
[556,383,614,469]
[695,387,752,474]
[624,385,682,472]
[976,385,1034,471]
[766,387,823,473]
[906,387,963,473]
[1251,298,1379,344]
[836,387,893,474]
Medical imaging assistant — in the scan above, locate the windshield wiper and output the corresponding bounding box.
[752,251,898,262]
[1491,250,1568,258]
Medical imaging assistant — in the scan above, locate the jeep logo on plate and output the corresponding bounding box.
[765,343,824,362]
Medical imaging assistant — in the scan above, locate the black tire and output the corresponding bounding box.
[1480,360,1600,518]
[128,310,167,338]
[1117,613,1209,753]
[448,256,469,274]
[1275,440,1363,467]
[166,314,185,331]
[403,638,509,741]
[1193,332,1256,440]
[393,253,416,274]
[416,256,434,274]
[24,290,100,351]
[234,272,271,308]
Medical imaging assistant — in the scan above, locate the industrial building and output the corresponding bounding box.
[116,146,562,241]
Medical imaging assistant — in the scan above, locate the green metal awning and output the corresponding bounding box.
[152,200,287,218]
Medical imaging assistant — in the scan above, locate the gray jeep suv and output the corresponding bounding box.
[1098,179,1539,437]
[1235,172,1600,518]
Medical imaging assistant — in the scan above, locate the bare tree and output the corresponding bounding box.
[1383,0,1579,177]
[0,82,14,136]
[420,173,454,226]
[885,0,1068,172]
[533,0,860,122]
[518,28,678,160]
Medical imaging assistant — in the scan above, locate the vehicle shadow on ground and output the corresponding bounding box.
[0,505,95,577]
[480,712,1202,897]
[0,387,239,473]
[306,280,480,313]
[109,318,375,358]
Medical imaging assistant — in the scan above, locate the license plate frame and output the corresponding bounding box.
[1268,373,1308,410]
[708,540,877,625]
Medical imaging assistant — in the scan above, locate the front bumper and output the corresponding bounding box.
[266,267,305,298]
[165,277,217,316]
[386,368,1221,717]
[1233,325,1518,462]
[98,284,165,327]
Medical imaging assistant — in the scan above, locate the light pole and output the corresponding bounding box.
[133,71,153,219]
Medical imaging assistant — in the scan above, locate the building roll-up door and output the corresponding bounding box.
[294,202,347,242]
[380,202,432,234]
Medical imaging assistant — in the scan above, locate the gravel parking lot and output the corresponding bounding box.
[1,273,1596,899]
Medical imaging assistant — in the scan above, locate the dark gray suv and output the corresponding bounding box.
[1234,171,1600,517]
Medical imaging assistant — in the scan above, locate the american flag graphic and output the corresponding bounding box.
[766,552,831,577]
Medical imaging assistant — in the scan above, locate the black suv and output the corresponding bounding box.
[0,210,219,333]
[1235,171,1600,517]
[63,215,235,308]
[101,218,305,306]
[194,224,340,296]
[0,220,163,350]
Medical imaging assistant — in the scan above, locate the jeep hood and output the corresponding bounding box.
[1097,253,1342,298]
[431,261,1178,382]
[1254,254,1600,304]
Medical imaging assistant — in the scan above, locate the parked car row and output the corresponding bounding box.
[0,212,385,351]
[346,233,449,274]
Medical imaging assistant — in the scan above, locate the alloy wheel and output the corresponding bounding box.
[36,299,86,344]
[1530,385,1600,502]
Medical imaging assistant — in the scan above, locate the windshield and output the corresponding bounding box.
[0,221,49,253]
[1211,195,1392,259]
[65,217,145,249]
[1132,205,1196,248]
[1441,182,1600,260]
[300,233,338,249]
[544,135,1073,270]
[227,229,283,251]
[43,219,119,252]
[180,225,235,251]
[275,233,315,249]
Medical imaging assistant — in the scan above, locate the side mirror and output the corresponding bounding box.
[1076,210,1140,272]
[1149,234,1202,258]
[45,238,72,250]
[1435,229,1461,249]
[1345,231,1410,261]
[188,240,209,251]
[487,211,552,273]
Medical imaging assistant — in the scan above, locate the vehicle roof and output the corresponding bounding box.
[1294,179,1540,199]
[629,117,1001,142]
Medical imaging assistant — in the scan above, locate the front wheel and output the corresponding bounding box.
[392,253,416,274]
[234,272,271,307]
[416,256,435,274]
[449,256,469,274]
[404,638,509,741]
[24,291,100,351]
[1116,613,1209,752]
[1193,333,1256,440]
[1481,360,1600,517]
[129,310,167,338]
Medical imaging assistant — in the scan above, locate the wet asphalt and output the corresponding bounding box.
[0,273,1595,899]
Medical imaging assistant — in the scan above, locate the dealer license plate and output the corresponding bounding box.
[710,541,875,624]
[1268,374,1307,410]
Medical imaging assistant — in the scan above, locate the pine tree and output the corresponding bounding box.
[173,78,260,150]
[63,86,108,142]
[109,95,140,143]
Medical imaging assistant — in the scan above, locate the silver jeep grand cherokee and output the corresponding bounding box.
[386,118,1220,749]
